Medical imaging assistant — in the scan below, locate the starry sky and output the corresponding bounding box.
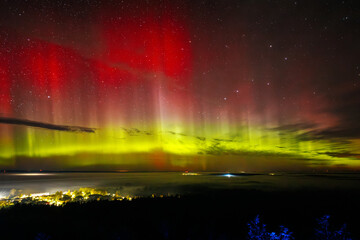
[0,0,359,172]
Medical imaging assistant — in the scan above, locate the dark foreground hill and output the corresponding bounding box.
[0,189,359,240]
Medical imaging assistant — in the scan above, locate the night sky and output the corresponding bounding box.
[0,0,359,171]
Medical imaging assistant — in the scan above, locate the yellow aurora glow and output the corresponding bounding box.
[1,123,359,171]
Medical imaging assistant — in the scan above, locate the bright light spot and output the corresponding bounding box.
[223,174,234,178]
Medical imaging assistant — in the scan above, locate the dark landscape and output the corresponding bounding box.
[1,187,359,239]
[0,172,359,239]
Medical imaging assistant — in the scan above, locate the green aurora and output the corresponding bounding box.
[1,123,359,171]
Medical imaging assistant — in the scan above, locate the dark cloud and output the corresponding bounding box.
[196,136,206,141]
[0,117,96,133]
[324,152,360,160]
[167,131,187,137]
[304,88,360,140]
[122,128,153,136]
[270,123,318,132]
[213,138,234,142]
[296,127,360,141]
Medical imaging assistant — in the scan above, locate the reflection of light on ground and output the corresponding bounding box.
[30,192,50,197]
[8,173,54,176]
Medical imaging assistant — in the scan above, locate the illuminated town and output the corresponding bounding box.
[0,187,175,208]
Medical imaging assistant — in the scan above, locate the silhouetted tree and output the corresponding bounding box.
[248,215,268,240]
[34,232,51,240]
[315,215,352,240]
[248,215,293,240]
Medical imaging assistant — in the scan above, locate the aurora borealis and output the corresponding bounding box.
[0,0,359,171]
